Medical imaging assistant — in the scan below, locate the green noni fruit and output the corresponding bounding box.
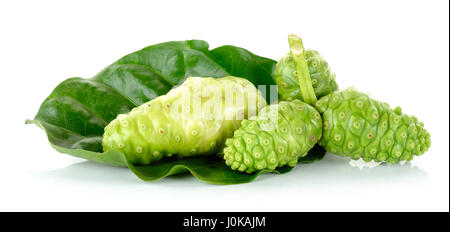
[223,100,322,173]
[102,76,266,165]
[315,88,431,163]
[274,34,338,103]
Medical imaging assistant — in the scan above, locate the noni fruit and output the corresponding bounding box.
[274,34,338,103]
[223,100,322,173]
[102,76,267,165]
[315,88,431,163]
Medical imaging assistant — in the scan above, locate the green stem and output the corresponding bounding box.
[288,34,317,105]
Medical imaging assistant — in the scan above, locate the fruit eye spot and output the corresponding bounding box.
[246,138,252,143]
[244,159,250,164]
[310,134,316,142]
[280,106,287,111]
[174,136,181,142]
[356,101,364,108]
[311,79,318,84]
[339,112,345,118]
[270,158,276,164]
[402,133,407,138]
[263,140,269,145]
[281,82,287,88]
[296,106,304,111]
[386,140,392,146]
[334,134,341,141]
[281,127,287,133]
[165,103,171,109]
[314,112,321,120]
[291,151,297,157]
[139,124,146,129]
[372,112,379,118]
[190,149,196,154]
[353,122,360,128]
[147,103,152,108]
[159,128,165,135]
[278,147,285,153]
[239,110,245,117]
[191,130,198,136]
[311,61,318,67]
[348,142,354,148]
[118,143,124,148]
[296,127,303,134]
[370,149,377,155]
[153,151,160,157]
[292,71,299,76]
[121,120,129,127]
[254,153,261,158]
[234,141,240,147]
[136,147,142,153]
[367,133,373,139]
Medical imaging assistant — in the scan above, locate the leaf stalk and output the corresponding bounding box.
[288,34,317,104]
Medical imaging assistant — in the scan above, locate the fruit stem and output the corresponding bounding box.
[288,34,317,105]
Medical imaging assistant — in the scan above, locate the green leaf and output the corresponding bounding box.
[27,39,322,184]
[297,144,327,164]
[127,144,326,185]
[25,119,326,184]
[210,45,277,103]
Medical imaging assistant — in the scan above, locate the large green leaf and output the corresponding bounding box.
[27,39,323,184]
[128,145,326,184]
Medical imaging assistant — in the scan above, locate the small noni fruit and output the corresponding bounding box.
[223,100,322,173]
[102,76,266,165]
[315,88,431,163]
[274,35,338,103]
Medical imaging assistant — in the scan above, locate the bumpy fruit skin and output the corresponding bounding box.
[223,100,322,173]
[274,50,338,101]
[102,76,266,165]
[315,88,431,163]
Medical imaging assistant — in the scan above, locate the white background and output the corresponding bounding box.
[0,0,448,212]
